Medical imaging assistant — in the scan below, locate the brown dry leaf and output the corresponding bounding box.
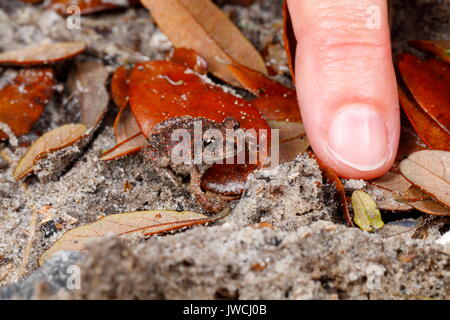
[0,68,54,140]
[408,199,450,216]
[14,124,87,180]
[140,0,267,86]
[409,40,450,64]
[395,187,449,216]
[351,190,384,232]
[113,104,141,144]
[68,60,110,130]
[39,210,211,265]
[399,150,450,209]
[0,42,85,66]
[372,171,412,194]
[365,185,413,212]
[368,171,413,211]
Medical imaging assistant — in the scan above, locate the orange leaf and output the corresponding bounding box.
[14,124,88,180]
[282,0,296,80]
[111,66,130,111]
[129,60,269,139]
[0,68,54,140]
[398,88,450,151]
[228,63,294,98]
[140,0,267,86]
[397,53,450,150]
[0,42,85,66]
[39,210,211,265]
[170,48,208,75]
[128,60,270,196]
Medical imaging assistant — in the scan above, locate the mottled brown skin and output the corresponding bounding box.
[143,116,240,213]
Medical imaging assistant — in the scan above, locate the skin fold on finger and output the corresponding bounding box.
[287,0,400,180]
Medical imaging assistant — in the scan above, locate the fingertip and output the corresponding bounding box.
[287,0,400,180]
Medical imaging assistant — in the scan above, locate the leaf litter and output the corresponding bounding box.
[0,0,448,300]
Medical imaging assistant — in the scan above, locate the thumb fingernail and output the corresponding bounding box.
[327,104,389,172]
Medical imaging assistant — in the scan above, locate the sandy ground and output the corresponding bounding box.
[0,0,449,299]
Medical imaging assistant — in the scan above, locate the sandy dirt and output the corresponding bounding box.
[0,0,449,299]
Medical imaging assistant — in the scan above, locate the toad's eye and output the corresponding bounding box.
[203,137,216,147]
[222,117,240,130]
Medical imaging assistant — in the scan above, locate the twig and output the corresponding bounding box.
[17,208,39,280]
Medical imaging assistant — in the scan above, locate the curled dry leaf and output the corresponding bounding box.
[103,66,144,160]
[397,53,450,151]
[140,0,267,86]
[68,60,110,130]
[47,0,140,16]
[0,42,85,66]
[409,40,450,64]
[228,63,308,163]
[110,66,141,144]
[39,210,211,266]
[407,199,450,217]
[13,124,88,180]
[113,104,142,145]
[400,150,450,209]
[351,190,384,232]
[369,170,449,215]
[397,187,450,216]
[0,68,54,140]
[100,133,147,161]
[282,0,296,80]
[111,66,130,111]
